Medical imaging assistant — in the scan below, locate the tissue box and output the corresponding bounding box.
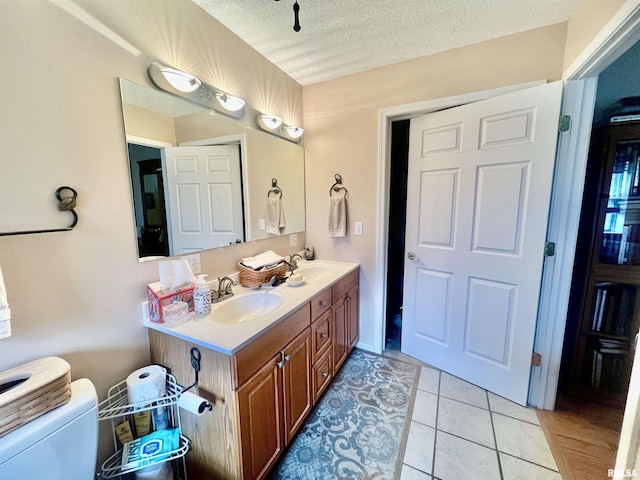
[147,282,194,323]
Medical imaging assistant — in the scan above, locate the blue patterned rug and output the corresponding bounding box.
[269,349,420,480]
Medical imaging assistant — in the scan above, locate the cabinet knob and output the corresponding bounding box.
[346,296,351,301]
[322,372,329,378]
[284,355,291,362]
[321,332,328,339]
[278,360,284,369]
[320,300,328,307]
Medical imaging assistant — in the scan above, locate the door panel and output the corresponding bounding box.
[401,81,563,405]
[163,144,244,254]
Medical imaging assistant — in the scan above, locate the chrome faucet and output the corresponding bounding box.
[212,276,237,303]
[288,253,303,271]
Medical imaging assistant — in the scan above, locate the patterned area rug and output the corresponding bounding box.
[269,349,420,480]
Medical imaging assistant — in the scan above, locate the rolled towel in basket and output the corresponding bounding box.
[240,250,286,270]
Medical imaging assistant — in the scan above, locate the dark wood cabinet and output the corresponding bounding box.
[570,121,640,405]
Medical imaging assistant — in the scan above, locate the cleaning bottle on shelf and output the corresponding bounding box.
[193,274,211,315]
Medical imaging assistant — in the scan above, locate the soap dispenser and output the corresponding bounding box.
[194,274,211,315]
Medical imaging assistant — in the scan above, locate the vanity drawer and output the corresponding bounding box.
[232,303,310,389]
[311,310,331,362]
[332,268,359,303]
[312,347,333,404]
[310,288,332,320]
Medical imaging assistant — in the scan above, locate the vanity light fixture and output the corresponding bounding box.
[259,114,283,130]
[284,126,304,139]
[160,66,201,93]
[148,62,245,119]
[216,93,245,112]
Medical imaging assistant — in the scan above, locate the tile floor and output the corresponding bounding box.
[399,365,562,480]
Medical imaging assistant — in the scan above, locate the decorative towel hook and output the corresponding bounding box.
[329,174,348,197]
[267,178,283,198]
[0,186,79,237]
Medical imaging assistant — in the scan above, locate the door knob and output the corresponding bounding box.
[407,251,419,261]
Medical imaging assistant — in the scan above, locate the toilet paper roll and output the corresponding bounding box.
[126,365,167,405]
[178,391,210,415]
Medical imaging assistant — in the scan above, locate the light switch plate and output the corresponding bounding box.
[258,219,266,231]
[355,222,363,236]
[290,233,297,246]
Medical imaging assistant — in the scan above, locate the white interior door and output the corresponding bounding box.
[401,81,563,405]
[163,145,244,255]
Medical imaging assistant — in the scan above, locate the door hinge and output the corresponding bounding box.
[532,353,542,367]
[544,241,556,257]
[559,115,571,132]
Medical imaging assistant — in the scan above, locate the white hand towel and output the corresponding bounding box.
[0,264,11,339]
[241,250,286,270]
[327,195,347,237]
[266,197,285,235]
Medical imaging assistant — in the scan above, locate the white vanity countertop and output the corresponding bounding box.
[142,259,359,355]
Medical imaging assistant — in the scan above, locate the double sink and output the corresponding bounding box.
[143,260,356,355]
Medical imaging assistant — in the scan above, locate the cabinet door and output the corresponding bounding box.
[346,284,359,349]
[282,328,312,444]
[592,125,640,270]
[236,354,284,480]
[332,296,348,371]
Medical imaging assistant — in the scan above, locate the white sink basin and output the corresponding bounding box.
[295,262,338,280]
[207,290,286,324]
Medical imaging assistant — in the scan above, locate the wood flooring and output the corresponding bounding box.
[537,394,624,480]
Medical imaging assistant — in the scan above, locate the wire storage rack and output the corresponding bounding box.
[97,373,189,479]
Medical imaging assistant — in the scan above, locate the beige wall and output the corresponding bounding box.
[303,23,568,349]
[0,0,302,462]
[563,0,628,71]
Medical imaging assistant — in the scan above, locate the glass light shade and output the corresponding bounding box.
[161,67,201,93]
[216,93,245,112]
[261,114,283,130]
[285,126,304,139]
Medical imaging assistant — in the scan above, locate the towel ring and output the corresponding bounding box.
[0,186,79,237]
[267,178,283,198]
[329,174,348,197]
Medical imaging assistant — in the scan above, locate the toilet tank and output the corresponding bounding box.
[0,378,98,480]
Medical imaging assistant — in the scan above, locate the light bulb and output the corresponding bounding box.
[285,126,304,139]
[216,93,245,112]
[261,114,283,129]
[160,67,201,93]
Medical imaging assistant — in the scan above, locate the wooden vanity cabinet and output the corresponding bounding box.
[147,267,360,480]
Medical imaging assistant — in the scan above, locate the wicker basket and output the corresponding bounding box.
[238,261,288,288]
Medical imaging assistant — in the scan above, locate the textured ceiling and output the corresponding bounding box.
[192,0,579,86]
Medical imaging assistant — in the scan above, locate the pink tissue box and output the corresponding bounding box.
[147,282,194,323]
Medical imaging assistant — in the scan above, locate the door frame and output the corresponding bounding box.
[375,0,640,409]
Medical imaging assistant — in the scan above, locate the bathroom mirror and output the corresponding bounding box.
[119,79,305,259]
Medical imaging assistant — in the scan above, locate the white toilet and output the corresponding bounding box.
[0,378,98,479]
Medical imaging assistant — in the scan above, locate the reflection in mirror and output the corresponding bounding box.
[119,79,305,260]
